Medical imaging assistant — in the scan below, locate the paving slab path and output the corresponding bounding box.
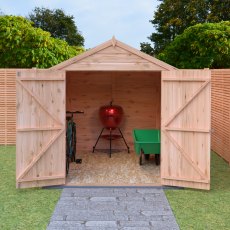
[47,187,179,230]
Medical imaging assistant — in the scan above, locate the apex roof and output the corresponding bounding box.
[50,36,176,71]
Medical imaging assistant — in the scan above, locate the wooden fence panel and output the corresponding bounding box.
[211,69,230,164]
[0,69,16,145]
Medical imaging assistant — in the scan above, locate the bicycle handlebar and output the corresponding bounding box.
[66,111,84,114]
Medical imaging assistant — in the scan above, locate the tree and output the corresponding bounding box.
[0,16,84,68]
[157,21,230,69]
[141,0,230,55]
[140,42,155,56]
[28,7,84,46]
[208,0,230,22]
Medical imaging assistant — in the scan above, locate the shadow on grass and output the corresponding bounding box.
[210,152,230,191]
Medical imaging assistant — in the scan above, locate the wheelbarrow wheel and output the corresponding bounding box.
[144,154,150,160]
[155,154,160,165]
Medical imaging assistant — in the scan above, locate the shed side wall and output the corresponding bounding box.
[0,69,16,145]
[211,69,230,164]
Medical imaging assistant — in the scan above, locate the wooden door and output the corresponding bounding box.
[16,69,65,188]
[161,70,211,190]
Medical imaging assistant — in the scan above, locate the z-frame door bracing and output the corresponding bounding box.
[16,69,66,188]
[161,70,211,190]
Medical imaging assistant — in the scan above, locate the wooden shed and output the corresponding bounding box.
[14,37,212,190]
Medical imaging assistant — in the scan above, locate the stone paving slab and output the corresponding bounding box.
[47,187,179,230]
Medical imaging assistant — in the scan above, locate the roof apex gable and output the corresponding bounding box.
[50,36,176,70]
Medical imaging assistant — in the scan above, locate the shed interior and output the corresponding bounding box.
[65,70,162,185]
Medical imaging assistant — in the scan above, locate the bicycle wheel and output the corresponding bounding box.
[66,120,72,174]
[72,122,77,162]
[66,154,69,174]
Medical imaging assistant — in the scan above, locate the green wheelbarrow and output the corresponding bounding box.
[133,129,161,165]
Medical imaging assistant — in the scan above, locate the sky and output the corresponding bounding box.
[0,0,159,49]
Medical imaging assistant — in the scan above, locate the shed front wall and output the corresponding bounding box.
[66,71,161,151]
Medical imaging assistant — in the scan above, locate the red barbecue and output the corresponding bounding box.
[93,101,130,157]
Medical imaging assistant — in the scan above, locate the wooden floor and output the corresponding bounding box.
[66,150,161,186]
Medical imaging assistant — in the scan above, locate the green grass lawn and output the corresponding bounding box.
[165,152,230,230]
[0,147,229,230]
[0,146,61,230]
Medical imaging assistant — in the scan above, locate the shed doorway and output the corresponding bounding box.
[65,70,162,186]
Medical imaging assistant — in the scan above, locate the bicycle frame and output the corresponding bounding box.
[66,111,84,175]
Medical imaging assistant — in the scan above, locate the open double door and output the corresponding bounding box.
[16,69,211,190]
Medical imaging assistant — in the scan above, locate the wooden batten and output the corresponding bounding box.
[211,69,230,164]
[0,69,16,145]
[66,71,161,151]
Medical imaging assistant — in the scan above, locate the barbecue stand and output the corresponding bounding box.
[92,127,130,158]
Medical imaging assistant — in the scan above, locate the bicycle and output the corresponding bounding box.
[66,110,84,175]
